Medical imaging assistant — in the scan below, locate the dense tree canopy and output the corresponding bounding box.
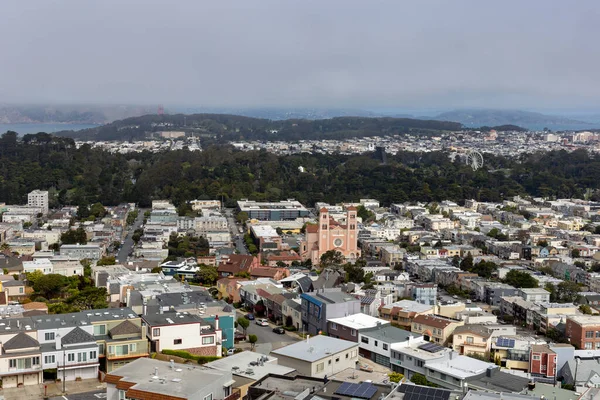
[2,132,600,210]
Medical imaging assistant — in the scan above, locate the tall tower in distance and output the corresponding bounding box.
[157,105,164,115]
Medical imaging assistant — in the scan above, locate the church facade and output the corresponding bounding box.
[301,207,361,265]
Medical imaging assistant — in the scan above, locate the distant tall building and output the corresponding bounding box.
[28,190,48,214]
[157,104,164,115]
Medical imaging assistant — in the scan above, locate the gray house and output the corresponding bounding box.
[301,289,361,335]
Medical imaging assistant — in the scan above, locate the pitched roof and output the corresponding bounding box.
[62,326,96,345]
[109,320,140,336]
[413,314,459,329]
[3,332,39,350]
[3,280,24,287]
[251,267,279,278]
[22,302,48,311]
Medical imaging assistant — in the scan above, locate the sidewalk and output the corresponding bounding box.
[0,379,105,400]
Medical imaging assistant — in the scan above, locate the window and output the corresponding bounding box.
[99,343,105,354]
[93,325,106,336]
[33,357,40,365]
[586,331,594,338]
[202,336,215,345]
[361,337,369,344]
[68,353,75,362]
[328,360,331,365]
[45,332,55,341]
[174,339,182,345]
[153,328,160,337]
[383,344,388,351]
[129,343,137,352]
[415,360,424,367]
[440,373,447,381]
[596,331,600,338]
[90,351,97,359]
[78,352,87,362]
[316,362,324,372]
[335,357,340,363]
[9,359,16,368]
[19,287,24,294]
[204,394,213,400]
[532,355,540,361]
[346,353,349,359]
[585,342,593,349]
[118,390,126,400]
[466,336,474,344]
[45,355,55,364]
[351,329,356,337]
[398,354,404,361]
[374,340,378,347]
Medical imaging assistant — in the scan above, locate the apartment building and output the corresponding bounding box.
[411,314,464,345]
[327,313,389,342]
[301,289,361,335]
[379,300,434,329]
[27,190,49,215]
[566,315,600,350]
[60,244,103,260]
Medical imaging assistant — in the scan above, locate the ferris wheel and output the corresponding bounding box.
[465,150,484,171]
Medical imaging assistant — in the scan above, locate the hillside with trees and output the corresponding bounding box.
[56,114,463,142]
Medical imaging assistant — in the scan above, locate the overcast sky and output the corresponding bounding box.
[1,0,599,110]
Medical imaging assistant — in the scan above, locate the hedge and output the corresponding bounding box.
[161,349,220,364]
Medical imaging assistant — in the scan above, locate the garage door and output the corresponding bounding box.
[3,375,18,388]
[24,373,40,386]
[372,353,390,368]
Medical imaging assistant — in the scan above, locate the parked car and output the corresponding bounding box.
[246,313,255,320]
[272,327,285,334]
[256,318,269,326]
[227,348,237,356]
[234,331,246,341]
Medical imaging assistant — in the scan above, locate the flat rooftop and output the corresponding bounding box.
[328,313,389,331]
[205,351,295,380]
[271,335,357,363]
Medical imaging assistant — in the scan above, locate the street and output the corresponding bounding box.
[117,208,146,263]
[224,208,248,255]
[236,310,298,355]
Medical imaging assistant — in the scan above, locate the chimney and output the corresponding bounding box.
[154,367,159,377]
[307,335,310,346]
[55,334,62,350]
[215,315,220,330]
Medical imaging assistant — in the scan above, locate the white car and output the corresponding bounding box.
[227,348,237,356]
[256,318,269,326]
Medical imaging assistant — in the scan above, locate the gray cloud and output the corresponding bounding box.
[1,0,599,110]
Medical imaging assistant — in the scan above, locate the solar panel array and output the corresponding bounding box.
[495,337,515,348]
[418,342,445,353]
[397,384,451,400]
[334,382,378,399]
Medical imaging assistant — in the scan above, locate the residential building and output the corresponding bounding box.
[143,312,222,356]
[379,300,434,329]
[41,327,100,382]
[359,324,423,368]
[270,335,359,378]
[529,344,557,381]
[217,254,259,278]
[519,288,551,303]
[484,283,520,306]
[301,207,360,266]
[28,190,49,215]
[411,314,464,345]
[301,289,361,335]
[105,358,236,400]
[452,324,516,357]
[0,328,42,388]
[566,315,600,350]
[60,244,103,260]
[327,313,389,342]
[3,280,26,301]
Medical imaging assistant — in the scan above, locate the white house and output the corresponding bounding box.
[42,327,99,381]
[142,313,222,356]
[270,335,359,378]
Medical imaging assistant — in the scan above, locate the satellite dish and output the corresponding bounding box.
[465,150,484,171]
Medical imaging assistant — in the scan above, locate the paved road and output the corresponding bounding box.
[224,208,248,255]
[236,310,298,355]
[117,208,146,263]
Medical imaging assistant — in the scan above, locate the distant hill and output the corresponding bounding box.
[0,104,155,124]
[433,109,594,130]
[56,113,463,141]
